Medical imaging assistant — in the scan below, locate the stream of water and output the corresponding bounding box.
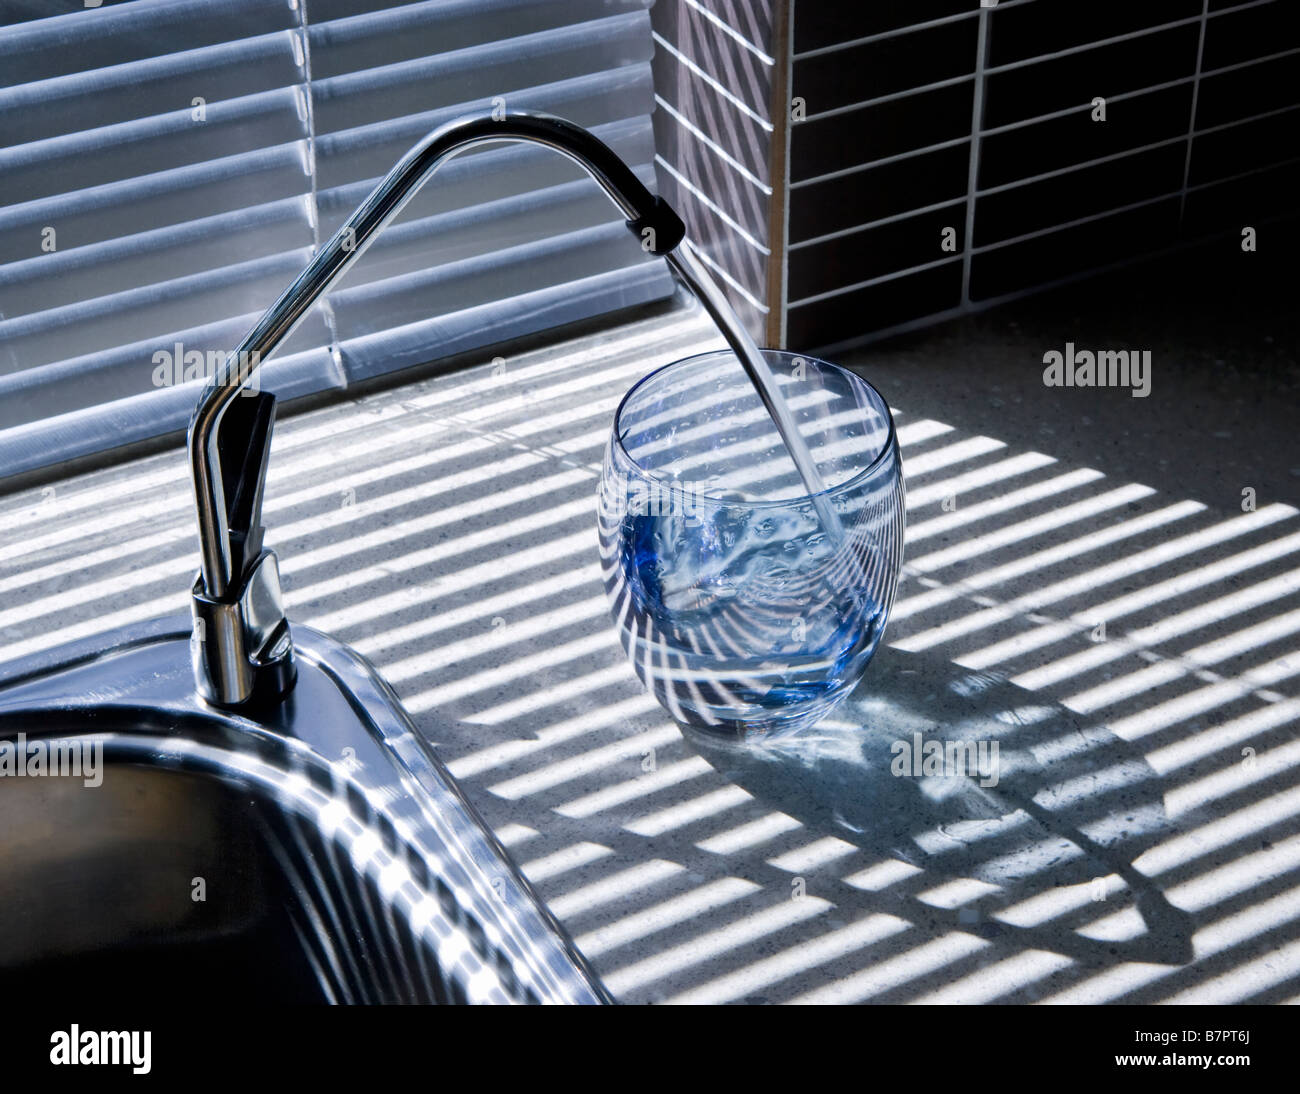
[665,240,848,543]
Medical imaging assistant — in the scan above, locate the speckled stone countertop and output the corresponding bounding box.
[2,288,1296,1003]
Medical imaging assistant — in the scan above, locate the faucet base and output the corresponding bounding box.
[190,549,295,708]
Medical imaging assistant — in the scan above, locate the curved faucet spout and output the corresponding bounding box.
[185,110,775,708]
[189,112,685,605]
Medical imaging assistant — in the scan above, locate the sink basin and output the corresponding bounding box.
[0,616,609,1005]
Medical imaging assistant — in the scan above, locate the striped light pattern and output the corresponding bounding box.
[1,302,1297,1003]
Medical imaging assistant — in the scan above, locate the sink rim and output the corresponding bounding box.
[0,614,612,1005]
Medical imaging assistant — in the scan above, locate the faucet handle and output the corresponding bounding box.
[192,388,295,707]
[217,390,277,584]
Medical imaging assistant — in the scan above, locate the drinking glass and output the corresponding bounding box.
[598,349,905,738]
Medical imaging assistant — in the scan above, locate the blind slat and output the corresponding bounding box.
[0,0,296,86]
[0,247,322,373]
[0,30,304,147]
[0,196,314,319]
[311,13,653,135]
[0,86,310,204]
[310,0,649,79]
[0,144,313,264]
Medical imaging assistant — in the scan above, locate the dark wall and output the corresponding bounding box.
[786,0,1300,351]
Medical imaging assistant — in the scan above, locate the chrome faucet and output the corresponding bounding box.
[188,110,750,707]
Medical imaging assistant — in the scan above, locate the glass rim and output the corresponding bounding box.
[610,348,899,510]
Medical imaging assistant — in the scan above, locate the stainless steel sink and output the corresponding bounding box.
[0,616,610,1004]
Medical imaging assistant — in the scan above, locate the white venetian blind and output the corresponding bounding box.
[0,0,671,481]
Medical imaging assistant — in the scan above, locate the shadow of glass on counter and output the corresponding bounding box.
[680,642,1196,967]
